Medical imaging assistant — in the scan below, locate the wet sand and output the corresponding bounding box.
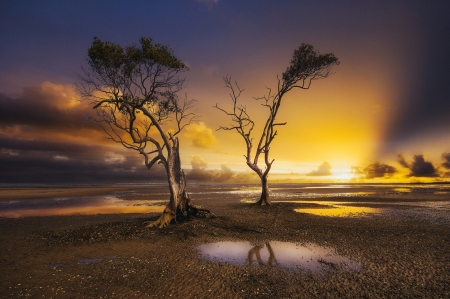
[0,184,449,298]
[0,185,138,200]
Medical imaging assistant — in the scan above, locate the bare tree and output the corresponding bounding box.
[248,243,277,267]
[78,37,213,227]
[216,44,339,205]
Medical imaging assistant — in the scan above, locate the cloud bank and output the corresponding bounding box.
[364,162,397,179]
[306,162,332,176]
[397,154,439,177]
[187,155,255,183]
[0,83,167,184]
[351,161,397,179]
[442,152,450,169]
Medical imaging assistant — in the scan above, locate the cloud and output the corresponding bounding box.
[191,155,208,170]
[351,166,364,177]
[0,82,94,131]
[363,162,397,179]
[0,82,180,184]
[104,152,126,164]
[442,152,450,169]
[0,136,167,184]
[397,153,410,168]
[351,162,397,179]
[306,162,332,176]
[397,154,439,177]
[409,155,439,177]
[184,122,217,148]
[187,155,250,183]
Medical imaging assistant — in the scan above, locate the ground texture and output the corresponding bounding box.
[1,187,449,298]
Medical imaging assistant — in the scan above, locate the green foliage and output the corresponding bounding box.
[88,37,125,74]
[87,37,187,76]
[282,43,339,86]
[137,37,187,70]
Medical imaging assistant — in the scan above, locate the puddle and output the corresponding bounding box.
[78,257,104,265]
[394,188,411,193]
[50,255,117,270]
[197,241,361,273]
[77,255,116,265]
[50,263,64,269]
[295,205,382,217]
[239,191,375,203]
[301,185,352,189]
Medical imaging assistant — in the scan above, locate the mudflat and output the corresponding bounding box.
[0,185,449,298]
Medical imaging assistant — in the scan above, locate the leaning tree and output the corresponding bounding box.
[78,37,213,227]
[216,44,339,205]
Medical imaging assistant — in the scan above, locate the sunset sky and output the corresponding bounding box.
[1,0,449,184]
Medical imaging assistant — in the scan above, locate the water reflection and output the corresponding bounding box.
[77,257,104,265]
[77,255,117,265]
[295,205,382,217]
[197,241,361,273]
[394,188,411,193]
[1,204,165,218]
[0,195,165,218]
[235,183,450,201]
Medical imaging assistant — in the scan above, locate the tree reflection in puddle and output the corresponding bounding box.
[197,241,361,273]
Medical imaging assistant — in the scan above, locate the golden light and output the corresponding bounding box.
[295,205,383,217]
[1,201,165,218]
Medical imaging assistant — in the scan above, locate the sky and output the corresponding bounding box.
[1,0,449,184]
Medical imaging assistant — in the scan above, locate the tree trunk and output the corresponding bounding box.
[147,139,214,228]
[256,174,271,206]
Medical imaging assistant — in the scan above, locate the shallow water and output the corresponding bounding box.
[294,205,383,217]
[0,195,164,218]
[196,241,361,273]
[286,200,384,217]
[1,183,449,218]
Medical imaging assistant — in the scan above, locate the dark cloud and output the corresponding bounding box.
[397,153,410,168]
[306,162,332,176]
[187,156,235,182]
[397,154,439,177]
[0,136,167,184]
[409,155,439,177]
[0,84,97,133]
[352,162,397,179]
[0,136,102,159]
[440,153,450,177]
[0,83,171,184]
[442,152,450,169]
[363,162,397,179]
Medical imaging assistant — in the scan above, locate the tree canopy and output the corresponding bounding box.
[77,37,211,228]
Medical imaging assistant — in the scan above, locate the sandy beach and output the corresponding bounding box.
[0,184,449,298]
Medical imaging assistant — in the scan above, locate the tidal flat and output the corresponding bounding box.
[0,183,449,298]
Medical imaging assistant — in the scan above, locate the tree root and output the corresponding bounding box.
[255,198,271,206]
[146,203,215,228]
[146,210,176,228]
[187,204,216,219]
